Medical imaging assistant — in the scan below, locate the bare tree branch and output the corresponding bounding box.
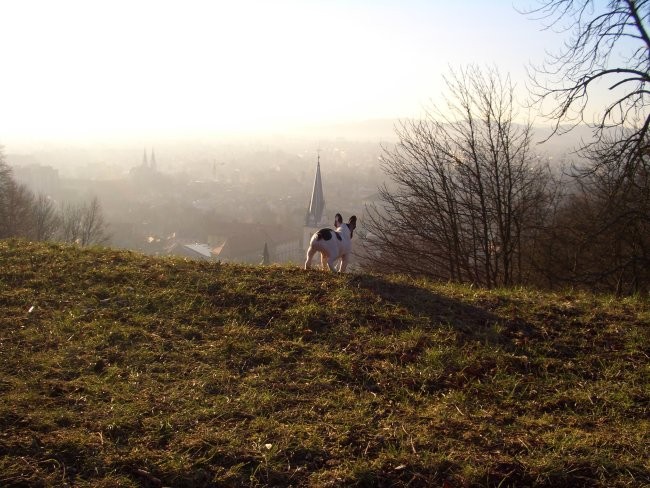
[362,66,554,288]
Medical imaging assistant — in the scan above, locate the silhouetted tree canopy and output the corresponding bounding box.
[363,66,554,288]
[525,0,650,160]
[523,0,650,293]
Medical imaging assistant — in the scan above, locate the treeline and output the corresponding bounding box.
[534,154,649,294]
[362,66,649,295]
[362,1,650,295]
[0,150,108,246]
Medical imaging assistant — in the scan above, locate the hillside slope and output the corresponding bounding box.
[0,240,648,487]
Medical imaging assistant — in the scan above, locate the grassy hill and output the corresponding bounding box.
[0,239,648,487]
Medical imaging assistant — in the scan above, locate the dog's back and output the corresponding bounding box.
[305,215,356,272]
[314,228,342,242]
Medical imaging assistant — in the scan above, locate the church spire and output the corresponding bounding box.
[142,149,148,167]
[305,151,325,226]
[261,242,270,265]
[150,148,157,170]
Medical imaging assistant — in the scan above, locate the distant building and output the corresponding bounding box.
[162,154,341,267]
[303,153,329,250]
[209,223,303,264]
[261,242,270,265]
[129,148,159,181]
[11,163,60,196]
[181,243,213,260]
[164,241,216,261]
[204,154,332,265]
[150,149,157,171]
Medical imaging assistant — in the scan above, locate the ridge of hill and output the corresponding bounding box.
[0,240,648,487]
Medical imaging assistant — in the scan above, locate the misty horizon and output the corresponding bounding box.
[0,0,619,267]
[1,0,594,146]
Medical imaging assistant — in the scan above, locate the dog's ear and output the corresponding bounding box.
[334,213,343,227]
[348,216,357,238]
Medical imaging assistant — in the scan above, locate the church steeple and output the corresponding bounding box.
[305,152,325,227]
[142,149,148,167]
[150,149,157,170]
[261,242,270,265]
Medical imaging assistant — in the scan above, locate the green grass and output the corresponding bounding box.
[0,239,648,487]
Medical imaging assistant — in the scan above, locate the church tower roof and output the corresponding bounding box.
[305,153,325,227]
[261,242,270,265]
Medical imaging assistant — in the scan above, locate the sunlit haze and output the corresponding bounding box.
[0,0,562,143]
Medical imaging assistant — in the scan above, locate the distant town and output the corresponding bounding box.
[6,137,387,266]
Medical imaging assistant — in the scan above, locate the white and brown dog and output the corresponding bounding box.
[304,214,357,272]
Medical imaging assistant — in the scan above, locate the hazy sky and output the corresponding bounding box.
[0,0,561,142]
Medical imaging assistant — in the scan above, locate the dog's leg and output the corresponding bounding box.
[326,257,337,272]
[339,254,349,272]
[320,252,328,270]
[304,246,317,270]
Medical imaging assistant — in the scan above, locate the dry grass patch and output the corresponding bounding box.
[0,239,648,487]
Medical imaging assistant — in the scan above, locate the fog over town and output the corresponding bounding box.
[3,118,584,264]
[5,130,385,260]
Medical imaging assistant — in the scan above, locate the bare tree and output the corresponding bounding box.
[0,182,35,239]
[29,194,61,242]
[58,197,109,246]
[363,66,554,287]
[1,148,107,245]
[0,148,13,235]
[79,196,109,246]
[1,149,59,241]
[532,152,650,293]
[0,148,10,187]
[58,202,83,244]
[523,0,650,293]
[524,0,650,159]
[0,149,36,240]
